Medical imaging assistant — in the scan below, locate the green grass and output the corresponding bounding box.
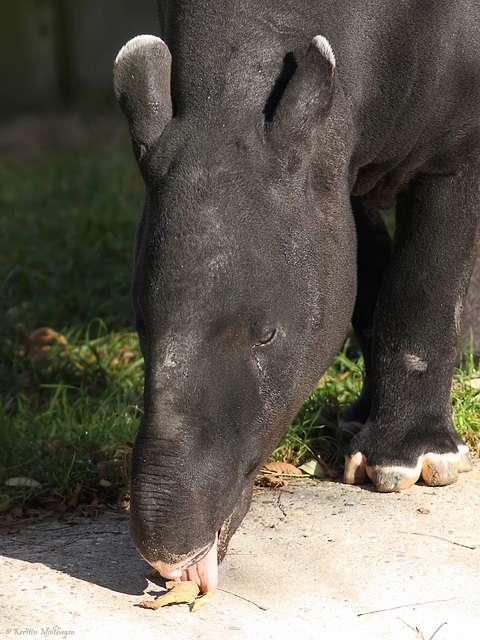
[0,140,144,513]
[0,139,479,515]
[269,340,365,469]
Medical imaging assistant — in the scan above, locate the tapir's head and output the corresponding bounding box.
[114,34,356,592]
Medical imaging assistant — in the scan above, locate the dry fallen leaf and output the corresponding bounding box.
[260,475,289,488]
[259,461,304,488]
[69,481,83,508]
[15,324,72,365]
[5,476,41,488]
[141,581,199,610]
[298,459,327,478]
[262,462,303,475]
[190,590,213,612]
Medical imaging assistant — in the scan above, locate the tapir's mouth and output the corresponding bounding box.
[148,522,229,594]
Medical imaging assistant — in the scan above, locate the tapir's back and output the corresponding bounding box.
[160,0,480,205]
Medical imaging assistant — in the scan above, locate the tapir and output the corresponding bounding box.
[114,0,480,595]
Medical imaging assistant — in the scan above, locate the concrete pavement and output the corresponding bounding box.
[1,461,479,639]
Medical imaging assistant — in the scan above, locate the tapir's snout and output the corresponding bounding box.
[128,352,268,591]
[129,406,257,594]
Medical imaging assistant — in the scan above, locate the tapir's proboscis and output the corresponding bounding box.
[114,1,480,597]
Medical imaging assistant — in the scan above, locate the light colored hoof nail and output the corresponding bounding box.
[369,465,419,493]
[421,453,459,486]
[457,445,473,473]
[343,452,367,484]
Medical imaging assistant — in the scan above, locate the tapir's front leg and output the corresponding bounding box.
[345,163,479,491]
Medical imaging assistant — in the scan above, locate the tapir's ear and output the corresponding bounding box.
[266,36,336,167]
[114,35,173,163]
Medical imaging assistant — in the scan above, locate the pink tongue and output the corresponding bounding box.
[151,534,219,594]
[179,539,218,594]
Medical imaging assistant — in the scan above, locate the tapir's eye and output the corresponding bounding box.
[252,328,277,348]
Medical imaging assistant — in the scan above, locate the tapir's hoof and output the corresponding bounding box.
[344,445,473,492]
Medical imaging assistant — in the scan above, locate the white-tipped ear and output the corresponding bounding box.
[114,34,164,67]
[114,35,173,163]
[311,35,336,68]
[266,35,336,169]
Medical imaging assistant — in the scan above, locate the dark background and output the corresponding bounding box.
[1,0,159,117]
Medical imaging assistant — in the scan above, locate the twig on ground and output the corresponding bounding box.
[399,618,447,640]
[358,597,456,617]
[429,622,447,640]
[399,530,478,550]
[218,587,268,611]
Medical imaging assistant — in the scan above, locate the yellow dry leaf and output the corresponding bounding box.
[141,580,199,610]
[263,461,303,475]
[191,590,213,612]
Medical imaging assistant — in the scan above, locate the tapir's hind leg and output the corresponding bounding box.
[344,164,478,491]
[340,197,392,433]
